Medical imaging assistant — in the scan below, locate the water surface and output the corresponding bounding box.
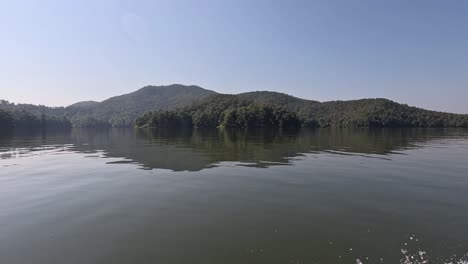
[1,128,468,264]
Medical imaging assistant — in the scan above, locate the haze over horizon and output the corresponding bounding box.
[1,0,467,113]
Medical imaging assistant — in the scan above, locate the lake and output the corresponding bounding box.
[1,128,467,264]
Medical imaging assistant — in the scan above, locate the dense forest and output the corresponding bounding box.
[135,99,302,129]
[297,98,468,127]
[135,93,468,129]
[0,85,215,128]
[0,108,71,130]
[2,85,468,129]
[0,109,14,129]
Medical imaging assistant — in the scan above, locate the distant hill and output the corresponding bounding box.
[1,85,468,128]
[0,107,71,130]
[82,84,215,127]
[0,99,66,117]
[68,101,99,109]
[238,91,314,108]
[1,85,216,128]
[136,92,468,128]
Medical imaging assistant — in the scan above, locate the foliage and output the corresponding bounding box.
[135,110,193,128]
[2,86,468,128]
[219,105,301,128]
[0,85,215,128]
[298,98,468,128]
[0,108,71,130]
[0,109,14,129]
[69,84,215,127]
[136,94,468,128]
[135,97,303,129]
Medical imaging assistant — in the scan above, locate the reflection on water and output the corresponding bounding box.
[1,128,468,264]
[1,128,467,171]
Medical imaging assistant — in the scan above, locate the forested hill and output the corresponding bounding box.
[1,85,468,129]
[237,91,315,111]
[0,108,72,130]
[135,93,468,129]
[1,84,216,128]
[65,84,216,127]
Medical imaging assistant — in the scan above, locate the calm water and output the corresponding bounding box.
[1,128,468,264]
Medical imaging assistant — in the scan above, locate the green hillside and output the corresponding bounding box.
[136,93,468,128]
[2,85,468,129]
[1,85,216,128]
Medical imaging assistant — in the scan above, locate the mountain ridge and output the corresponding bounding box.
[1,84,468,128]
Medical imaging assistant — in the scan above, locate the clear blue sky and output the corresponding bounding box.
[1,0,467,113]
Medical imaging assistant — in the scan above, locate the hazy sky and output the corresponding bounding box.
[1,0,467,113]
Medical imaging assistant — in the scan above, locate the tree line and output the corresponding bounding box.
[135,96,302,129]
[0,109,71,130]
[135,95,468,129]
[2,89,468,129]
